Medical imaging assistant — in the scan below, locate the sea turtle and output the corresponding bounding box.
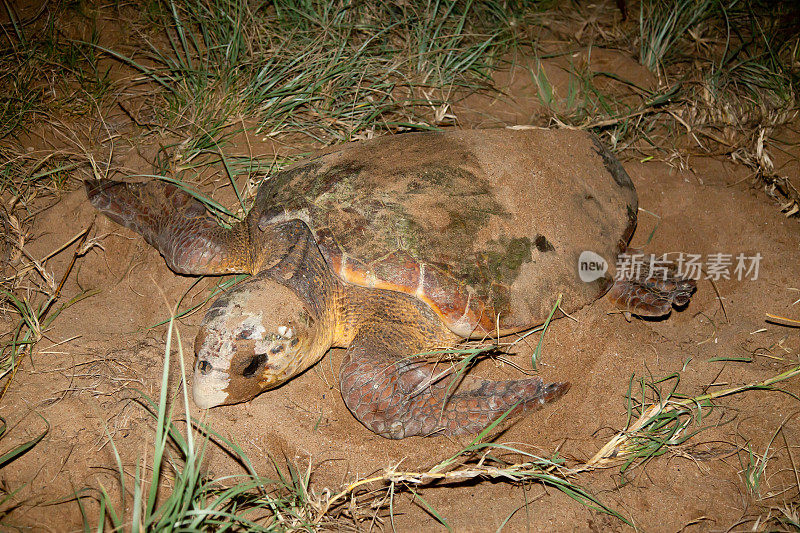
[86,128,695,439]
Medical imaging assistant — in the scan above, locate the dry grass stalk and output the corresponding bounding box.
[312,454,591,526]
[0,224,93,403]
[766,313,800,327]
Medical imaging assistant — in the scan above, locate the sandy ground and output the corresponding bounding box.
[2,42,800,533]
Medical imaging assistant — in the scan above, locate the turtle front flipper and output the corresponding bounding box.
[338,301,569,439]
[605,257,696,316]
[86,179,252,274]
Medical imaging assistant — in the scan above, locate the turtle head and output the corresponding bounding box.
[192,275,327,409]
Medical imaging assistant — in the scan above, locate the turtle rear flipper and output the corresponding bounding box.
[86,179,252,275]
[338,300,569,439]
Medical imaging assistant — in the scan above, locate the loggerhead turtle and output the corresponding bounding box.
[86,128,694,439]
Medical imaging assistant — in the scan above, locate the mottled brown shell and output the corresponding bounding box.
[252,128,637,337]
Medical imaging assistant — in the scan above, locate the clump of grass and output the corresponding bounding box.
[740,438,774,498]
[638,0,715,76]
[574,372,716,481]
[572,363,800,479]
[529,1,799,215]
[0,17,47,141]
[99,0,521,156]
[731,412,800,529]
[0,3,108,141]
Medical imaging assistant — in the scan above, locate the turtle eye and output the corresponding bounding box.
[197,360,212,375]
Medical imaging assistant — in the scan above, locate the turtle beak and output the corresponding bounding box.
[192,361,230,409]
